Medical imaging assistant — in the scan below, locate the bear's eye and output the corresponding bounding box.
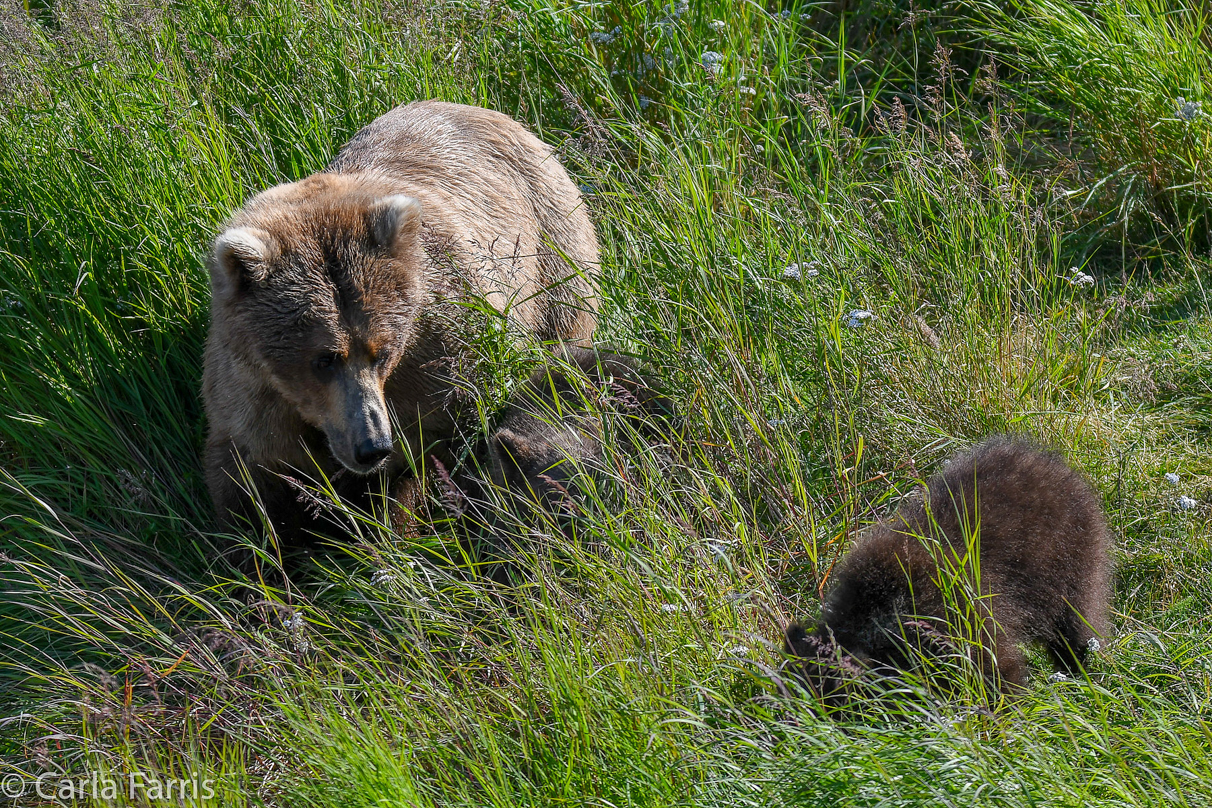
[312,353,338,374]
[373,351,391,368]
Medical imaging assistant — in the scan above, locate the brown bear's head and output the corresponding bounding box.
[209,174,427,474]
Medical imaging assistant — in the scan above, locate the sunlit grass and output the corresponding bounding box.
[0,0,1210,805]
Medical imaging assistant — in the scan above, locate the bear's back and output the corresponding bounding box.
[325,100,598,341]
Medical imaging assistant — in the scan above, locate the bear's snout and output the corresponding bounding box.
[354,436,392,468]
[328,368,394,474]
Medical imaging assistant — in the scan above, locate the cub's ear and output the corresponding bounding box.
[368,195,422,252]
[211,227,275,299]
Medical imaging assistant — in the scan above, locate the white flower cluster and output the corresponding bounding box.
[1165,472,1198,511]
[701,50,724,76]
[782,260,821,280]
[707,537,739,560]
[285,610,311,653]
[1176,97,1202,122]
[709,19,726,32]
[845,309,875,328]
[1068,266,1095,286]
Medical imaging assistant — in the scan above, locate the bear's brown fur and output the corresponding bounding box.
[784,437,1112,705]
[203,101,599,542]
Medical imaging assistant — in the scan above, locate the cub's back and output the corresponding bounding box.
[921,439,1110,629]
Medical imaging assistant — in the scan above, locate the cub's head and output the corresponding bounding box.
[209,175,427,474]
[783,622,866,707]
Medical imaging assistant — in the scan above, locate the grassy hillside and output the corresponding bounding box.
[0,0,1210,805]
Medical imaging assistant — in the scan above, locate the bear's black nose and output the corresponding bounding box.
[354,438,392,468]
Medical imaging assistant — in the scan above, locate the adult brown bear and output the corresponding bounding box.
[202,101,599,544]
[784,438,1113,706]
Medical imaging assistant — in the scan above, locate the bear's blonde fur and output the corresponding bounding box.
[203,101,599,540]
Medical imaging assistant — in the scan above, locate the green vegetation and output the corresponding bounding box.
[1,0,1210,804]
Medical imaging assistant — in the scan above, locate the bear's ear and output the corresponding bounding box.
[368,195,422,252]
[211,227,275,299]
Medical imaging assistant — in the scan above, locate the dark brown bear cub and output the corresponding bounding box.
[784,437,1112,705]
[449,346,672,546]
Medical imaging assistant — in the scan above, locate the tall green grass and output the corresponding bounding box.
[976,0,1212,254]
[1,0,1210,805]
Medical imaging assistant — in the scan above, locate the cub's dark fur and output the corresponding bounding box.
[448,346,672,545]
[784,437,1112,704]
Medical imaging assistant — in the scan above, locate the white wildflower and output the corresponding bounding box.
[701,50,724,76]
[669,0,689,18]
[1086,636,1101,653]
[371,569,396,587]
[590,26,621,45]
[1048,671,1069,683]
[708,538,739,560]
[1069,267,1095,286]
[660,602,691,613]
[638,95,652,111]
[779,8,792,18]
[710,19,726,32]
[779,258,822,279]
[1176,97,1201,121]
[285,611,311,652]
[845,309,875,328]
[728,644,750,656]
[1165,472,1180,485]
[1177,495,1198,511]
[766,419,786,428]
[740,85,756,96]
